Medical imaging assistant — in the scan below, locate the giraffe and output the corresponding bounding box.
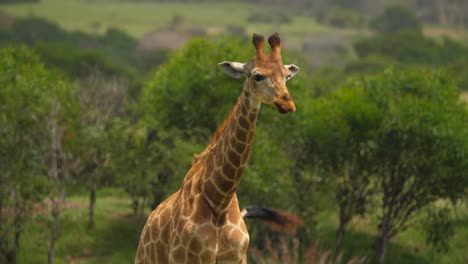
[135,32,300,264]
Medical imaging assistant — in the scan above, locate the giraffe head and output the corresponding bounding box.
[219,33,300,114]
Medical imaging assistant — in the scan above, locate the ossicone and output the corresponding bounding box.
[252,33,265,57]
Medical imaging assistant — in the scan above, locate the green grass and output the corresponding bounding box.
[0,0,330,38]
[14,187,468,263]
[314,203,468,264]
[17,188,146,264]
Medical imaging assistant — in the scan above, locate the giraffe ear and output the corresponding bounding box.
[218,61,247,79]
[284,64,300,80]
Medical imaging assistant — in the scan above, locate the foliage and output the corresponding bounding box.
[303,80,382,253]
[247,10,292,24]
[107,120,153,214]
[141,36,253,140]
[9,17,66,45]
[34,42,136,80]
[423,206,455,254]
[354,32,468,65]
[354,32,468,90]
[361,69,468,263]
[0,16,160,92]
[370,4,422,34]
[298,67,468,262]
[343,55,395,76]
[74,69,129,229]
[0,45,77,263]
[320,7,364,29]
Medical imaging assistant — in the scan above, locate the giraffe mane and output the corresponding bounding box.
[193,96,241,163]
[209,96,241,145]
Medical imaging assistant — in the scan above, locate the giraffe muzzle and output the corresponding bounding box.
[273,97,296,114]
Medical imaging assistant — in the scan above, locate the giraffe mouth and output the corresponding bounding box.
[274,101,295,114]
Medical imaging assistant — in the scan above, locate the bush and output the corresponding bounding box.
[247,11,292,24]
[34,42,136,80]
[344,55,396,75]
[354,31,468,65]
[141,36,253,139]
[370,4,422,34]
[11,17,67,45]
[321,7,364,28]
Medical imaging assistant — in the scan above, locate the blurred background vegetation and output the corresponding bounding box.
[0,0,467,263]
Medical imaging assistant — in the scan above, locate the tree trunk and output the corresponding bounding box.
[335,219,346,256]
[6,250,17,264]
[88,172,97,230]
[376,214,390,264]
[9,191,22,264]
[132,197,139,216]
[48,113,59,264]
[48,202,59,264]
[376,234,388,264]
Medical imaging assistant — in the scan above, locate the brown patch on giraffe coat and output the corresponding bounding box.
[182,203,192,217]
[235,128,247,142]
[220,162,237,181]
[187,251,201,264]
[242,144,252,164]
[215,148,224,166]
[240,101,249,116]
[196,224,218,249]
[155,241,168,261]
[203,179,226,202]
[188,237,203,254]
[159,220,170,243]
[238,115,250,130]
[234,141,246,154]
[143,226,152,244]
[149,245,156,262]
[249,112,257,123]
[192,198,212,224]
[171,245,187,263]
[200,250,216,263]
[204,154,215,173]
[228,151,242,167]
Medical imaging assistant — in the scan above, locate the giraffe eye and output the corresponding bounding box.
[253,74,266,82]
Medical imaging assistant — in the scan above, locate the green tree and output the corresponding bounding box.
[0,46,76,264]
[43,70,79,264]
[362,69,467,263]
[370,4,422,34]
[301,67,467,262]
[141,36,253,141]
[76,70,128,229]
[303,83,381,255]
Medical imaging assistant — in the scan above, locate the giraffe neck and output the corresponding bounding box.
[201,81,260,219]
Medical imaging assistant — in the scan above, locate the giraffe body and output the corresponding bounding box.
[135,33,299,264]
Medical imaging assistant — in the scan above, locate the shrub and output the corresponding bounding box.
[247,11,292,24]
[34,42,136,80]
[344,55,396,75]
[354,31,468,65]
[11,17,67,45]
[321,7,364,28]
[370,4,422,34]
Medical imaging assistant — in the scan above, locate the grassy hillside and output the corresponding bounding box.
[0,0,330,38]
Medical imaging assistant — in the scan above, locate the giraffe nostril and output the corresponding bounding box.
[281,94,291,101]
